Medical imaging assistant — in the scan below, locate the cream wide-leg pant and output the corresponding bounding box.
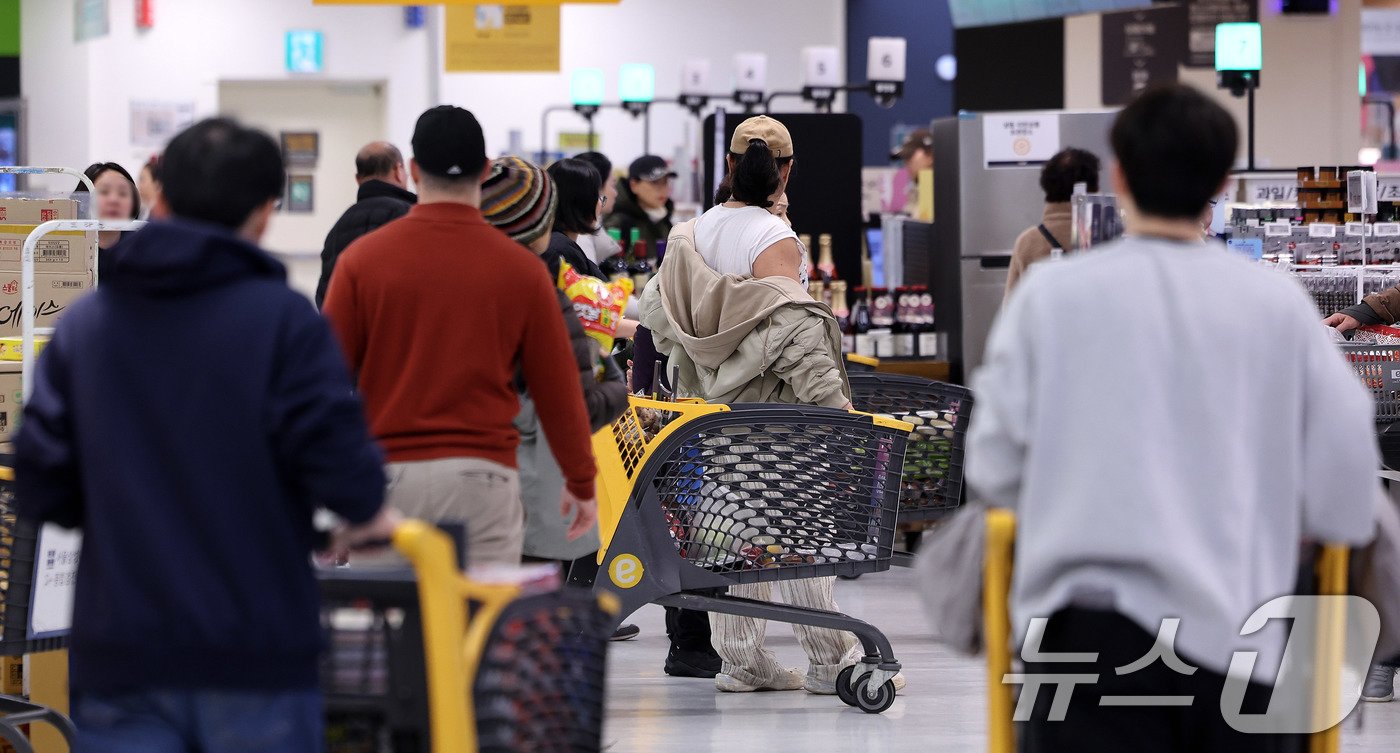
[710,576,859,687]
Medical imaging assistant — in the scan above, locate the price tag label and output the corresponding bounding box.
[1308,223,1337,238]
[1346,222,1369,237]
[1265,222,1293,237]
[1376,223,1400,237]
[1379,181,1400,201]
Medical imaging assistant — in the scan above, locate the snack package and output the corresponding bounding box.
[558,261,632,355]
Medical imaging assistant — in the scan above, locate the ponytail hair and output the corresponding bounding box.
[720,138,792,208]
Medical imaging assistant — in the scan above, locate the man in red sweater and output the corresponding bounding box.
[323,105,597,567]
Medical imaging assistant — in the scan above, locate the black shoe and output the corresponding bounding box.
[664,646,722,679]
[610,624,641,642]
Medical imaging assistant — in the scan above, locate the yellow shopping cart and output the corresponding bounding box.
[590,395,914,713]
[321,521,616,753]
[982,509,1351,753]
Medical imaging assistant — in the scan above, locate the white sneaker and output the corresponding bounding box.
[805,668,906,695]
[715,668,805,692]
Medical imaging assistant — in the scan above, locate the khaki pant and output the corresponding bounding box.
[711,576,858,686]
[386,457,524,568]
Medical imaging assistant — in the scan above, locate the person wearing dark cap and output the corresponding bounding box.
[323,106,598,568]
[891,128,934,216]
[314,141,417,308]
[606,154,677,245]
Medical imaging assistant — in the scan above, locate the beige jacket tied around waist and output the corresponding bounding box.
[638,219,851,408]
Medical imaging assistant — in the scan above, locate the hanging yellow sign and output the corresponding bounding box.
[445,5,560,73]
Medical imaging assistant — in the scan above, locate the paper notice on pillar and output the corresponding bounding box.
[982,114,1060,168]
[130,101,196,149]
[445,5,561,73]
[1101,4,1186,106]
[1186,0,1255,68]
[28,525,82,639]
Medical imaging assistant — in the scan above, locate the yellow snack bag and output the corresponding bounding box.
[558,261,632,355]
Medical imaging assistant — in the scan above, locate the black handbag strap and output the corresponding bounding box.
[1037,223,1064,251]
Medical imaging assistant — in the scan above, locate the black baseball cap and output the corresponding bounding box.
[411,105,487,179]
[628,155,678,183]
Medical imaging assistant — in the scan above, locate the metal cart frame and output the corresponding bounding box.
[591,397,912,712]
[982,509,1352,753]
[848,371,974,567]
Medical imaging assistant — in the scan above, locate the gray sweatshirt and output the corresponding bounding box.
[968,235,1380,680]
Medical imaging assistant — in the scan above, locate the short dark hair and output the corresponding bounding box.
[1040,148,1100,203]
[76,162,141,220]
[718,142,793,208]
[575,152,612,185]
[1110,85,1238,219]
[355,142,403,180]
[161,118,285,229]
[548,158,603,236]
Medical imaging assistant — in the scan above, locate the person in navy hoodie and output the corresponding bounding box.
[14,118,396,753]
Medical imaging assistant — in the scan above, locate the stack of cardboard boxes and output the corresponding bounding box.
[0,199,97,443]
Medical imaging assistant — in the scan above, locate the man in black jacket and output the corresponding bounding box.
[314,141,417,307]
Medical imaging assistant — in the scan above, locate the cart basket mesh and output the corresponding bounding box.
[1342,344,1400,422]
[848,373,974,522]
[641,407,907,584]
[473,587,611,753]
[0,470,66,656]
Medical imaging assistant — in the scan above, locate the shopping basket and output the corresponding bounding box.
[0,466,77,753]
[320,521,616,753]
[982,509,1352,753]
[592,396,912,713]
[849,372,974,562]
[1339,342,1400,469]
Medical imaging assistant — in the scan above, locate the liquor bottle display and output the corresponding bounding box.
[601,228,629,283]
[817,234,837,283]
[852,286,873,357]
[629,241,654,292]
[830,281,851,353]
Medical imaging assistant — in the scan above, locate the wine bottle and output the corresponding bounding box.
[852,286,873,357]
[831,281,851,353]
[817,234,837,282]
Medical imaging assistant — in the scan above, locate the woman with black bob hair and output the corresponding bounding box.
[544,158,609,281]
[74,162,141,250]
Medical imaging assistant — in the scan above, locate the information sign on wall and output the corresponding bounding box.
[983,113,1061,168]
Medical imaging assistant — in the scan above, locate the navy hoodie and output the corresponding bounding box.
[15,220,386,693]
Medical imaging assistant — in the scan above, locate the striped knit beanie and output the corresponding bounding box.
[481,156,557,247]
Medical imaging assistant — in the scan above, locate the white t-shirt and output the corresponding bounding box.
[694,204,807,286]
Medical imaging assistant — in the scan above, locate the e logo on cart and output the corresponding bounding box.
[609,554,644,589]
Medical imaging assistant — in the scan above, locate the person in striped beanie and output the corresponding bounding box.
[482,157,634,647]
[481,155,559,254]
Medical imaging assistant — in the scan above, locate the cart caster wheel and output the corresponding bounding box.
[838,573,862,581]
[836,665,859,707]
[853,675,896,714]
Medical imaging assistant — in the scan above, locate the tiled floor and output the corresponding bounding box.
[603,567,1400,752]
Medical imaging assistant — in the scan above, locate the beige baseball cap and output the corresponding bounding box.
[730,115,794,159]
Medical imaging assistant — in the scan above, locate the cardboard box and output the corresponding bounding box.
[0,198,78,224]
[0,336,49,362]
[0,224,96,276]
[0,362,21,444]
[0,272,92,339]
